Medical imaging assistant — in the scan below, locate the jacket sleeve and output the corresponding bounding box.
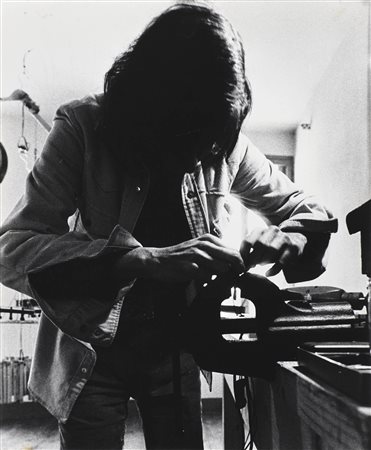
[231,137,338,282]
[0,104,140,337]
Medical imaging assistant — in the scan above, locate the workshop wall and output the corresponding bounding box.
[295,6,370,292]
[246,129,295,157]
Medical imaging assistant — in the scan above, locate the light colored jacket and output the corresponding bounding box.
[0,95,337,421]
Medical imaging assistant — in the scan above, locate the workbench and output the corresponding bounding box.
[223,361,371,450]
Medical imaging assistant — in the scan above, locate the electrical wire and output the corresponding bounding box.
[245,377,257,450]
[232,373,246,450]
[33,115,39,163]
[17,103,30,170]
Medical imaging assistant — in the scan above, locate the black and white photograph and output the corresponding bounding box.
[0,1,370,449]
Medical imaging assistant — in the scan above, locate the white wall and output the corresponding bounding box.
[245,128,295,157]
[295,6,370,292]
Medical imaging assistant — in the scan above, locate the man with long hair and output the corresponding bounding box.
[0,2,336,449]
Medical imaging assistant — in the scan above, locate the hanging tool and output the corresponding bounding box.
[0,89,51,133]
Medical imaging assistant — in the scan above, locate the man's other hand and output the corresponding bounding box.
[240,226,307,277]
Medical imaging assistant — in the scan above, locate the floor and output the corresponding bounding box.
[0,400,223,450]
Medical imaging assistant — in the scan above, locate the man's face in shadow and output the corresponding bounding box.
[147,100,241,177]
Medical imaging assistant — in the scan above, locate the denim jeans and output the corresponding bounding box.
[59,320,204,450]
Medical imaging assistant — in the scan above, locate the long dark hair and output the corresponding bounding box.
[101,1,252,163]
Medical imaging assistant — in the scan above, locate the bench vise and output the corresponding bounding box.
[182,272,368,377]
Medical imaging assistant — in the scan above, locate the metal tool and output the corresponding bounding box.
[182,272,368,377]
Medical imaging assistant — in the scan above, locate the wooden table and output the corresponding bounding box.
[223,362,371,450]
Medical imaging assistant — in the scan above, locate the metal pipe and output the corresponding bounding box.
[31,112,51,132]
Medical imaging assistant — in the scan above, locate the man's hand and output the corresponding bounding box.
[113,234,245,283]
[240,226,307,277]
